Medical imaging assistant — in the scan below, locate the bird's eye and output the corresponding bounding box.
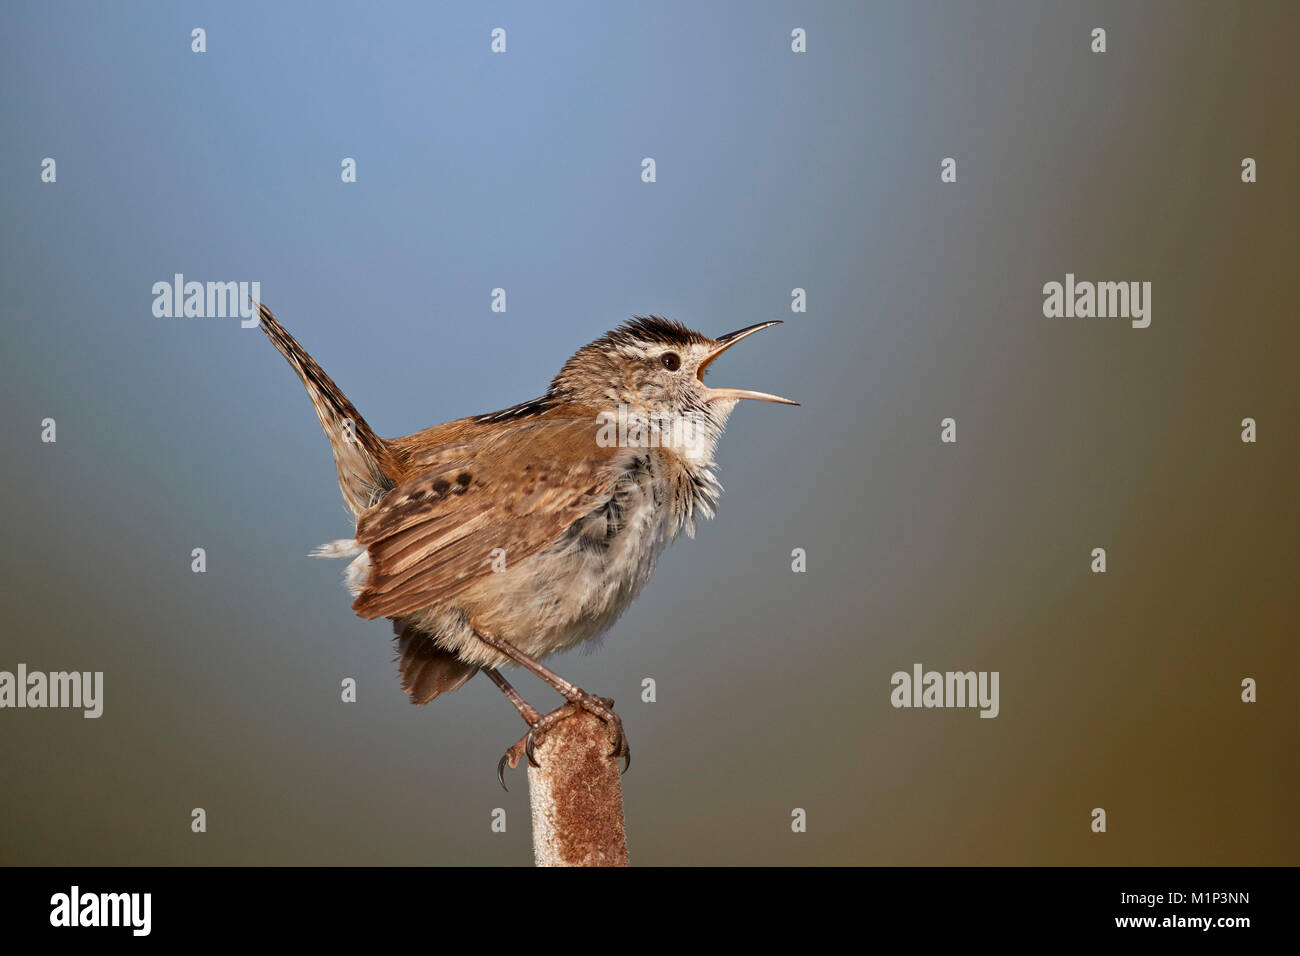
[660,352,681,371]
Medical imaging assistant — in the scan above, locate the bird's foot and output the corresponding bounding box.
[496,702,578,788]
[560,691,630,769]
[495,693,630,790]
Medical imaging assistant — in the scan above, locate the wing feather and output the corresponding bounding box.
[351,416,622,620]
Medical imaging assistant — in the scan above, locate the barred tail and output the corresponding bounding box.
[256,301,393,517]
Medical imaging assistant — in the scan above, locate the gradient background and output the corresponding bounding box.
[1,1,1296,866]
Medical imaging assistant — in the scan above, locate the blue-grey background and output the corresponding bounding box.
[1,1,1296,865]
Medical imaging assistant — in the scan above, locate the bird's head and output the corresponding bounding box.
[550,316,796,432]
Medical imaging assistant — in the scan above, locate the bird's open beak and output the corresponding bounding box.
[698,321,799,405]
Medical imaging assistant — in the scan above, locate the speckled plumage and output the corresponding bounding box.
[257,304,792,706]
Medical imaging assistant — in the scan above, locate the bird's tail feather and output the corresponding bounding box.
[394,621,478,704]
[256,300,393,517]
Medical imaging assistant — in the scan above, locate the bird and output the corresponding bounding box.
[254,302,796,786]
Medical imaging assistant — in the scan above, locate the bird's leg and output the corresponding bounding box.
[481,666,543,726]
[474,631,630,774]
[481,666,571,790]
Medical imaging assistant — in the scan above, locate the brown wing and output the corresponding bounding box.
[351,416,624,620]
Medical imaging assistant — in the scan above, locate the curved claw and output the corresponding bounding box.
[603,717,629,768]
[497,697,630,780]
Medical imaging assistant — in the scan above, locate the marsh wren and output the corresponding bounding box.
[255,303,795,785]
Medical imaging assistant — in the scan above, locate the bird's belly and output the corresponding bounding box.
[420,471,676,667]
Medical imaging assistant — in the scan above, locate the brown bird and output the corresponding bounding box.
[256,302,795,785]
